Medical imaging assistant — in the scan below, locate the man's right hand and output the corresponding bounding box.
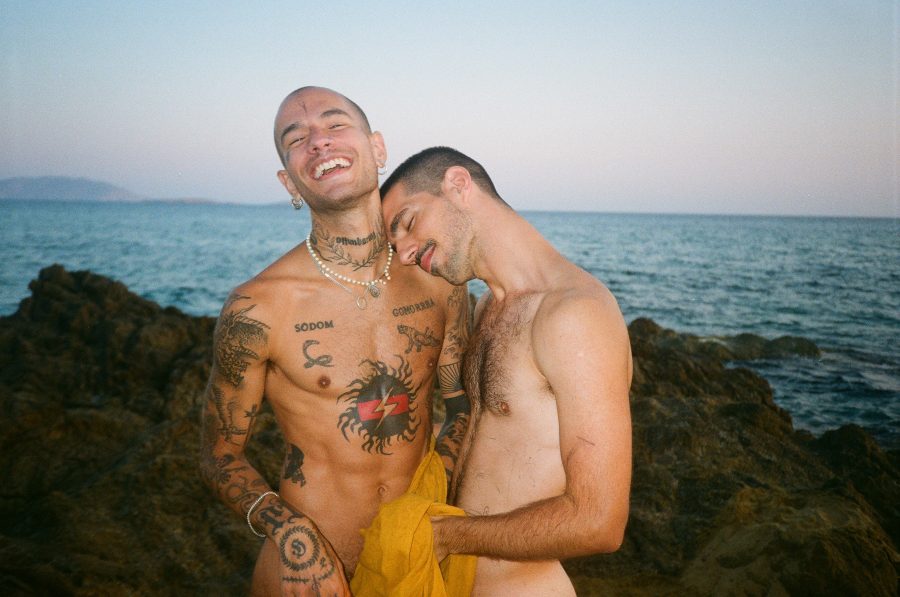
[252,493,350,596]
[271,510,350,596]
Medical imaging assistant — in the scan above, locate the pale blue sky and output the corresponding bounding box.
[1,1,897,216]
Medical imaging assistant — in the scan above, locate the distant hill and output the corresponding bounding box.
[0,176,147,202]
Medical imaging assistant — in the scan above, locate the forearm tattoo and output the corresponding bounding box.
[438,362,464,396]
[436,393,470,482]
[337,357,421,455]
[255,500,338,588]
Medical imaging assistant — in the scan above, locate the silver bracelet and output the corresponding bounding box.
[246,491,277,538]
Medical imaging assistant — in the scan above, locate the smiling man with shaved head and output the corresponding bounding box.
[199,88,472,595]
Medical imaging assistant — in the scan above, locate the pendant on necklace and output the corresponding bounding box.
[367,283,381,298]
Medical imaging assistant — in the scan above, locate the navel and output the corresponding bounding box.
[317,375,331,389]
[377,484,388,498]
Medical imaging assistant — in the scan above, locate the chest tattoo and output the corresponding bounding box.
[397,324,441,354]
[337,357,421,454]
[392,298,436,317]
[302,339,333,368]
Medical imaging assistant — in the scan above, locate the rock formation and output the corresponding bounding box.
[0,266,896,595]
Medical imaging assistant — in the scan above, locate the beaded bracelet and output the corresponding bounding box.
[246,491,278,538]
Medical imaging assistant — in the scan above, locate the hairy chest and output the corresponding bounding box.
[464,297,539,416]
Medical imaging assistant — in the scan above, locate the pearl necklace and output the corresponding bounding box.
[306,232,392,309]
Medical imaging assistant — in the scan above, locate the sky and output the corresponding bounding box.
[1,0,897,217]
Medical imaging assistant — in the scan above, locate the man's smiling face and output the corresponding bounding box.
[275,87,385,209]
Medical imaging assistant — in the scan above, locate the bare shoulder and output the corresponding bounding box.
[532,274,627,344]
[216,245,308,330]
[531,273,633,403]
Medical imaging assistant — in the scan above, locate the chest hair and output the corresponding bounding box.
[463,297,530,416]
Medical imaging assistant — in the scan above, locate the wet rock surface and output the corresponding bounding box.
[0,268,896,595]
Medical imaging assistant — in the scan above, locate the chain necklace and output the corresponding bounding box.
[306,232,392,310]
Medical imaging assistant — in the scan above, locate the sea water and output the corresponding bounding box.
[1,200,897,448]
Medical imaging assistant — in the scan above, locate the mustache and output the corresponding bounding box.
[415,240,436,266]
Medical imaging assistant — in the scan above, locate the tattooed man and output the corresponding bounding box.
[199,88,470,596]
[381,147,633,596]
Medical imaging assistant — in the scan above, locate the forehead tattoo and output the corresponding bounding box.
[279,104,354,145]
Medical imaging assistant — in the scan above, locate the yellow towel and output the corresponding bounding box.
[350,444,476,596]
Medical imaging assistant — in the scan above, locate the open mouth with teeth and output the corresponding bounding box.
[313,158,351,180]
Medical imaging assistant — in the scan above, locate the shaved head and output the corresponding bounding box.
[274,86,371,164]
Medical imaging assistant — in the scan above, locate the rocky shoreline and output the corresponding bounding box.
[0,266,896,595]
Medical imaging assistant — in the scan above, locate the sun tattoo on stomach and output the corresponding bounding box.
[337,356,421,454]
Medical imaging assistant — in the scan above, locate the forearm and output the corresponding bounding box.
[436,491,624,561]
[200,444,273,522]
[435,393,470,482]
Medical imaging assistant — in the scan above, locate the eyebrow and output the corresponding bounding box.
[321,108,352,120]
[279,108,353,146]
[389,208,408,237]
[279,122,302,145]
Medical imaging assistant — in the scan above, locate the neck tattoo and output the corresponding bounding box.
[306,231,393,310]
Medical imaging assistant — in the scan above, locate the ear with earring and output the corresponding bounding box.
[291,194,305,210]
[378,163,387,176]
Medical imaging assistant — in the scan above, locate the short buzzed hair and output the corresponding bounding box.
[381,146,508,207]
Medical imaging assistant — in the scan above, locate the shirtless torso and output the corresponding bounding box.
[202,239,468,594]
[380,145,633,596]
[455,279,605,596]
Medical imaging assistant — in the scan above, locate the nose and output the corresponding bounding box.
[396,240,418,266]
[307,127,333,152]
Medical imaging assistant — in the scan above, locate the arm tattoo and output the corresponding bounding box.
[208,384,257,445]
[302,339,333,368]
[213,300,269,387]
[444,286,472,361]
[438,362,464,396]
[436,393,470,482]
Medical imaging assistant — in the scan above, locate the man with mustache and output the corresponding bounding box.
[199,89,472,595]
[381,146,633,596]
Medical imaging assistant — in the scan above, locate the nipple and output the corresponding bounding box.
[318,375,331,389]
[427,359,436,369]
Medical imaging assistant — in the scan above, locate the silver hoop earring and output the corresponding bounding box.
[291,194,305,210]
[377,164,387,176]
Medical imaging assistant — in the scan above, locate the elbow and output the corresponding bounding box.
[580,509,629,555]
[593,524,626,554]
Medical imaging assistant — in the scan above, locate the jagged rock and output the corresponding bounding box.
[567,319,897,596]
[0,265,283,595]
[0,268,896,596]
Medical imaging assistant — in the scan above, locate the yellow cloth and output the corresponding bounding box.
[350,444,476,597]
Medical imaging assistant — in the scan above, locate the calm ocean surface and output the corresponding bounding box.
[2,200,898,448]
